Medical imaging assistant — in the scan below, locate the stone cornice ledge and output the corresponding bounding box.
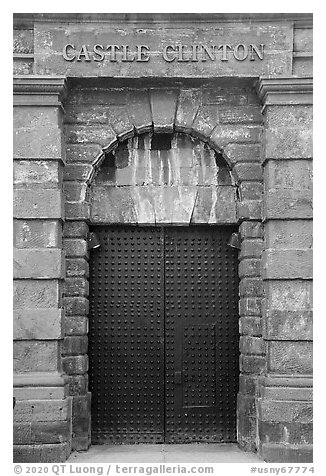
[256,76,313,110]
[13,75,68,108]
[14,371,68,387]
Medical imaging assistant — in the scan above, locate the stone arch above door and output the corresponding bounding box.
[89,131,237,225]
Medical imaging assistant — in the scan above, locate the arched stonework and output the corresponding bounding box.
[62,83,264,453]
[89,131,237,226]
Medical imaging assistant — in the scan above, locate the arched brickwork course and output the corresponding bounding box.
[62,84,265,451]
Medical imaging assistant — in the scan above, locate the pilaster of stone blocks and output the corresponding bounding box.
[62,220,91,450]
[13,76,71,463]
[256,76,313,463]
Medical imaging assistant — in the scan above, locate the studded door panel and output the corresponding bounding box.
[89,227,165,444]
[164,227,239,443]
[89,226,239,444]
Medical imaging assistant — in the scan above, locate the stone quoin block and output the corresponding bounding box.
[265,105,312,129]
[263,280,313,311]
[260,443,313,463]
[14,398,71,423]
[63,221,89,239]
[239,336,265,355]
[14,308,64,340]
[239,277,263,297]
[64,163,93,182]
[71,393,91,438]
[237,200,262,221]
[14,420,71,444]
[63,336,88,356]
[13,249,65,279]
[240,355,266,374]
[233,163,263,181]
[257,399,313,424]
[13,442,71,463]
[264,160,312,190]
[264,189,313,219]
[258,421,313,445]
[64,315,88,336]
[239,182,264,200]
[240,221,263,238]
[63,238,88,258]
[239,316,263,337]
[239,240,263,259]
[239,259,261,278]
[262,249,313,279]
[62,355,88,375]
[264,220,313,249]
[63,297,89,316]
[263,309,313,341]
[66,258,89,278]
[65,201,89,221]
[264,127,313,159]
[67,375,88,396]
[13,341,60,373]
[14,189,64,219]
[14,160,63,187]
[237,415,257,451]
[64,277,89,297]
[14,280,62,309]
[63,182,87,202]
[14,220,61,248]
[14,106,63,159]
[267,341,313,374]
[239,374,258,396]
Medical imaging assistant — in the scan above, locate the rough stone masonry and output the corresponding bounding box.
[13,13,313,464]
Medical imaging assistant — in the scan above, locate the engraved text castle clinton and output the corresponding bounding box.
[62,43,265,62]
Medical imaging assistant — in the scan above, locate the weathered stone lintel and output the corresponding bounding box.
[90,185,237,225]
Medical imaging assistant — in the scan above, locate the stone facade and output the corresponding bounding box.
[13,13,313,463]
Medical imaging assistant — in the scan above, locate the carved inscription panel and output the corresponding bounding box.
[34,22,293,76]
